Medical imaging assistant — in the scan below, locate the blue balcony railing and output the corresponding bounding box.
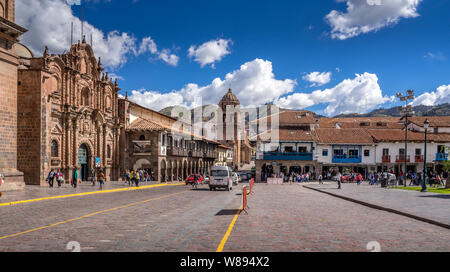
[436,153,448,161]
[263,152,313,161]
[332,156,362,164]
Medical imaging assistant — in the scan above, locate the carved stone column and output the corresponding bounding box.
[72,119,78,168]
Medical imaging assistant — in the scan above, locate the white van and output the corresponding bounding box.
[210,166,233,191]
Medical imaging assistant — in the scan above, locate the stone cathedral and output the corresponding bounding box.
[17,38,122,185]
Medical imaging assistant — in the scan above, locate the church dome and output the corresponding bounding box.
[219,89,240,109]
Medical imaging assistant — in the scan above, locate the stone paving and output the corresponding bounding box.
[303,182,450,226]
[223,184,450,252]
[0,181,165,204]
[0,184,241,252]
[1,182,449,252]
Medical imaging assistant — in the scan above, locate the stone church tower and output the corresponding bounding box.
[218,89,251,168]
[0,0,27,190]
[17,39,122,185]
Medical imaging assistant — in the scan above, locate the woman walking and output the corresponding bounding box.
[98,170,105,190]
[56,170,64,188]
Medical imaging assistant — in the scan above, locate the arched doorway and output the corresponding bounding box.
[183,161,187,180]
[261,164,274,182]
[161,160,166,182]
[289,166,302,175]
[78,144,90,181]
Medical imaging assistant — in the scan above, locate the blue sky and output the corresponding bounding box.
[16,0,450,116]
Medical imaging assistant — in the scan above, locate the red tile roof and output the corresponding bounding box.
[251,129,318,142]
[316,128,374,144]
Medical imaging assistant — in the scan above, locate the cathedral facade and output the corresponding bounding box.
[17,39,121,185]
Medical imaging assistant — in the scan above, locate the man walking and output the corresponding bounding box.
[72,167,79,188]
[318,174,323,184]
[91,169,97,186]
[46,169,55,188]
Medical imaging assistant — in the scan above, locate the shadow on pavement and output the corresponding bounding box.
[215,209,241,216]
[419,194,450,199]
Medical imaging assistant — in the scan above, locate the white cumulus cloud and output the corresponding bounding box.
[413,85,450,106]
[16,0,179,69]
[188,38,232,68]
[276,73,393,116]
[128,58,296,110]
[325,0,422,40]
[303,71,332,87]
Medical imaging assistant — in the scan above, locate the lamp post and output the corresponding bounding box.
[421,119,429,192]
[397,90,415,187]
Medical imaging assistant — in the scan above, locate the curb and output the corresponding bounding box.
[303,185,450,230]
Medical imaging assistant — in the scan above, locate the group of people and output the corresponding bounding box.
[284,172,315,183]
[124,169,152,187]
[399,170,445,187]
[45,169,65,188]
[46,168,106,190]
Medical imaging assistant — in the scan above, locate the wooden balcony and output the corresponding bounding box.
[396,155,410,163]
[382,155,391,163]
[415,155,424,163]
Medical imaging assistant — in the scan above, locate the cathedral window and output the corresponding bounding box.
[81,88,90,107]
[51,140,59,158]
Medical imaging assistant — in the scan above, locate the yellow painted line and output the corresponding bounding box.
[0,182,185,207]
[0,191,187,241]
[216,205,243,252]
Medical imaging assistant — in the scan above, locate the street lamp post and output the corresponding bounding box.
[397,90,415,187]
[421,119,430,192]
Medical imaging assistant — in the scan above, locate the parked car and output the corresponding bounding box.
[210,166,233,191]
[185,174,204,185]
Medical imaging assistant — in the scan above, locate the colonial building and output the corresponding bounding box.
[119,98,220,182]
[17,39,121,185]
[253,110,450,182]
[0,0,26,190]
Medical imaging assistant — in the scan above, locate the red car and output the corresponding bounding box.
[186,174,204,185]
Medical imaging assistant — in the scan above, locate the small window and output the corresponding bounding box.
[51,140,58,157]
[139,135,146,141]
[322,149,328,156]
[416,149,421,155]
[364,150,370,157]
[107,145,111,159]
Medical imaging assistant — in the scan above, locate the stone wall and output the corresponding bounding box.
[17,69,42,185]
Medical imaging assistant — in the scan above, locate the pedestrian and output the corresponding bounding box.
[130,170,135,186]
[98,170,105,190]
[91,169,96,186]
[72,167,79,188]
[336,172,342,189]
[357,173,363,185]
[134,170,140,187]
[318,174,323,184]
[192,174,198,189]
[0,172,4,198]
[139,169,144,184]
[47,169,55,188]
[125,170,130,185]
[56,170,64,188]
